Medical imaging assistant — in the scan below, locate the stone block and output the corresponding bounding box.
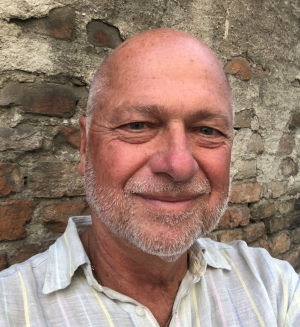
[278,200,294,215]
[233,159,256,180]
[0,163,23,197]
[295,197,300,211]
[242,222,265,243]
[234,109,253,128]
[265,216,285,234]
[289,113,300,129]
[251,201,275,221]
[218,206,250,229]
[30,161,85,198]
[224,57,251,81]
[0,125,43,151]
[284,211,300,230]
[271,232,291,255]
[10,7,75,40]
[229,182,262,204]
[0,82,77,117]
[280,157,298,176]
[248,133,264,154]
[217,229,243,243]
[267,182,288,199]
[0,200,34,241]
[252,65,270,78]
[42,201,90,233]
[86,20,123,49]
[283,247,300,270]
[278,134,295,155]
[291,228,300,244]
[57,126,81,149]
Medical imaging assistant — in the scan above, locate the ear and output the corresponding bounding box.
[77,116,87,176]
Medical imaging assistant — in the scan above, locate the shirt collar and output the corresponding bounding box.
[42,216,231,294]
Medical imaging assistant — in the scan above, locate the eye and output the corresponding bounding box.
[128,122,145,130]
[199,126,215,135]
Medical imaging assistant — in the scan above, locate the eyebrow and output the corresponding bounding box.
[110,104,232,128]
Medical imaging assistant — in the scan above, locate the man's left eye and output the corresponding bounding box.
[199,127,215,135]
[128,122,145,130]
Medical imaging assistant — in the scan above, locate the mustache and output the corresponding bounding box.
[124,177,211,195]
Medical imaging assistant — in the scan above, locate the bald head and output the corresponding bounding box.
[86,28,233,122]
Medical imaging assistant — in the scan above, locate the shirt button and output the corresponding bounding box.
[135,306,144,316]
[86,275,92,286]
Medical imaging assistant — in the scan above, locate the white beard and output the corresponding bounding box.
[85,159,229,262]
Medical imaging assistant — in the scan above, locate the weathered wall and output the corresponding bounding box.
[0,0,299,271]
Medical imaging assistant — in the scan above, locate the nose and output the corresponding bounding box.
[149,124,199,181]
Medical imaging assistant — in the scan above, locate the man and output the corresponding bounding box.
[0,28,299,326]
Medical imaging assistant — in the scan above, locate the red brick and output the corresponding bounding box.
[224,57,251,81]
[86,20,123,49]
[248,133,264,154]
[271,232,291,255]
[229,182,262,204]
[0,254,7,271]
[289,113,300,129]
[42,201,90,233]
[0,164,23,197]
[280,157,298,176]
[30,161,85,198]
[0,82,76,117]
[0,200,34,241]
[218,206,250,229]
[10,7,75,40]
[0,125,43,151]
[57,126,81,148]
[278,134,295,154]
[242,222,265,243]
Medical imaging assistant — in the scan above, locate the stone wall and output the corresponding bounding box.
[0,0,299,271]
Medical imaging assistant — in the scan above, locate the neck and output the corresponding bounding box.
[80,218,189,326]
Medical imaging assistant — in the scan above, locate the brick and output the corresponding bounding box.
[248,133,264,154]
[57,126,81,148]
[42,201,90,233]
[86,20,123,49]
[30,161,85,198]
[10,7,75,40]
[280,157,298,176]
[0,164,23,197]
[251,201,275,221]
[271,232,291,255]
[224,57,251,81]
[291,228,300,244]
[278,134,295,154]
[0,254,7,271]
[234,109,253,128]
[229,182,262,204]
[9,243,51,266]
[267,182,288,198]
[0,82,77,117]
[0,125,43,151]
[234,159,256,180]
[217,229,243,243]
[289,113,300,129]
[218,206,250,229]
[0,200,34,241]
[242,222,265,243]
[278,200,294,215]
